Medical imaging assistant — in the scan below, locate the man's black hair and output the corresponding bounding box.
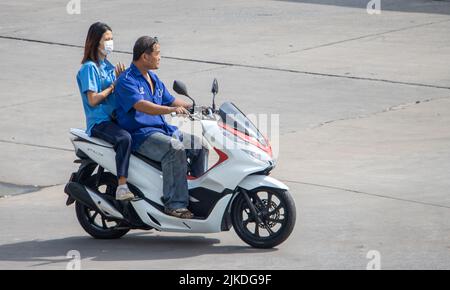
[133,36,159,61]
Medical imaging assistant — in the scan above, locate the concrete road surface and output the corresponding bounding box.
[0,0,449,269]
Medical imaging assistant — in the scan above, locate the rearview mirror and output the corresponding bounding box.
[173,80,189,97]
[211,78,219,95]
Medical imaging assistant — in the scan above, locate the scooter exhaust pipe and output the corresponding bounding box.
[65,182,96,208]
[64,182,124,220]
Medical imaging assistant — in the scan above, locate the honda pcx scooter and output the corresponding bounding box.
[64,79,296,248]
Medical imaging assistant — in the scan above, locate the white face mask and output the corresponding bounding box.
[102,40,114,55]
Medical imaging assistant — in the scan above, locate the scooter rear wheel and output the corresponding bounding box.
[76,201,130,239]
[75,173,129,239]
[231,188,296,248]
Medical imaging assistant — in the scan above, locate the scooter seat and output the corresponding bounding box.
[133,152,162,172]
[70,128,113,148]
[70,128,162,171]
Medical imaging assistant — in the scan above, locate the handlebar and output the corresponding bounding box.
[169,106,217,120]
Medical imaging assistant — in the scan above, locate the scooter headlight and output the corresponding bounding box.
[241,148,272,162]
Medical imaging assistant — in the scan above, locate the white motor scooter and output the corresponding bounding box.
[65,79,296,248]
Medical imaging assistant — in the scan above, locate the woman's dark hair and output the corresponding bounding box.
[133,36,159,61]
[81,22,112,64]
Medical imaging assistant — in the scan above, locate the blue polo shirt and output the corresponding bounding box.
[115,63,178,151]
[76,59,116,135]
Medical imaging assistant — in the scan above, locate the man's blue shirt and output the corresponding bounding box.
[115,63,178,151]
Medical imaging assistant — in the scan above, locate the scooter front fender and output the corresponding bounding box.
[237,175,289,191]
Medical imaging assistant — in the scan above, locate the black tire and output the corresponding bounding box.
[75,173,129,239]
[231,188,296,248]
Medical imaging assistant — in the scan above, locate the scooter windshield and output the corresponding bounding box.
[218,102,268,147]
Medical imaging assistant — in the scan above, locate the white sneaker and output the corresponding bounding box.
[116,185,134,201]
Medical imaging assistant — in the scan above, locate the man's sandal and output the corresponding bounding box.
[164,207,194,219]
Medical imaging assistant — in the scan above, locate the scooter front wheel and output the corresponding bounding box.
[231,188,296,248]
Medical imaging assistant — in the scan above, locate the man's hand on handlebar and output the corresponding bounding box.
[170,106,190,115]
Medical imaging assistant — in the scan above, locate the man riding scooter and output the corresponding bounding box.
[114,36,208,219]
